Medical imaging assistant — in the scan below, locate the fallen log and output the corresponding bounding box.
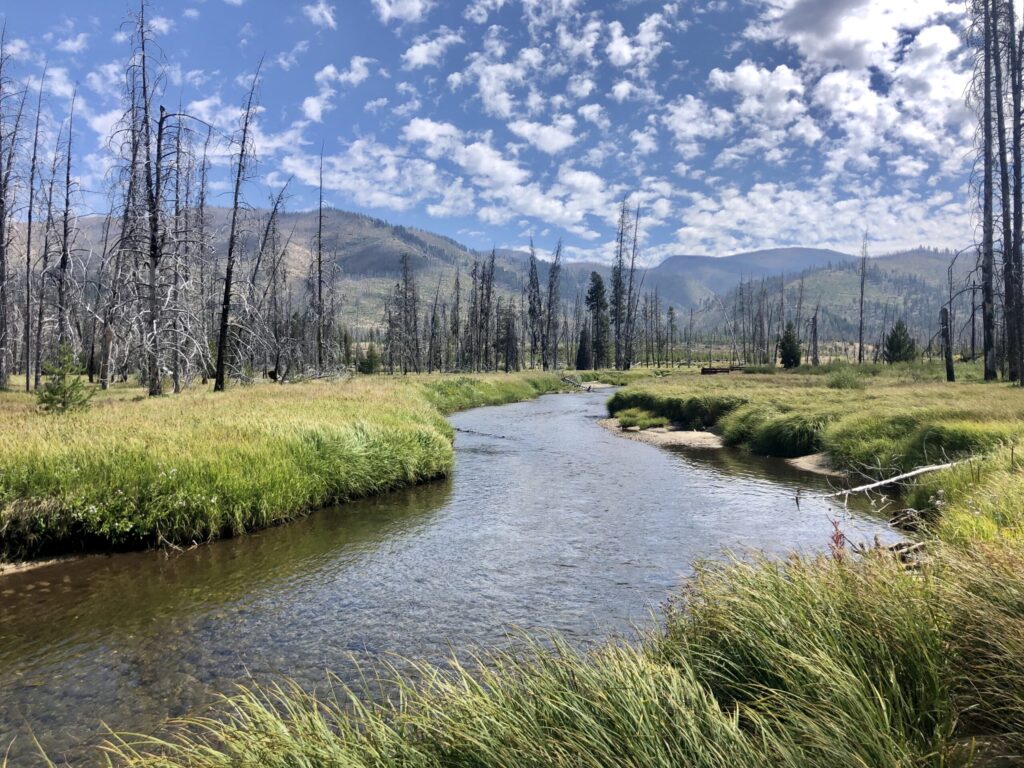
[826,459,970,498]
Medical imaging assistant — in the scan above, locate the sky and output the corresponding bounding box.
[0,0,977,265]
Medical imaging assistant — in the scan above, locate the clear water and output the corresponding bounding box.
[0,390,899,764]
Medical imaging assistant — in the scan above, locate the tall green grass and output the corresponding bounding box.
[92,361,1024,766]
[104,544,1024,768]
[0,373,571,560]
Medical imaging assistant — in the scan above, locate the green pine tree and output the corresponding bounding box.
[37,345,94,414]
[359,342,381,374]
[882,320,917,363]
[779,321,801,369]
[575,326,593,370]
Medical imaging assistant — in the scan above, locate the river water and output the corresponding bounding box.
[0,390,899,764]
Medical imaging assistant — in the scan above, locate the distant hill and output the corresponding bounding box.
[67,207,957,333]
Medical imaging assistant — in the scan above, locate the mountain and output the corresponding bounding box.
[66,207,954,331]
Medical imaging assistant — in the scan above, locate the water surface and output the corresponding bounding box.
[0,390,898,764]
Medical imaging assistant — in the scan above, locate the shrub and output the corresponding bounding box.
[827,367,866,390]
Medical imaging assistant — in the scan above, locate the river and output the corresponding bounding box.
[0,390,899,764]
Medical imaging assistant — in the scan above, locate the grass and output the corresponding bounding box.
[27,360,1024,766]
[615,406,670,430]
[103,543,1024,768]
[0,372,573,561]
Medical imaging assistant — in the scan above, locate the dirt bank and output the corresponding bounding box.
[598,418,725,448]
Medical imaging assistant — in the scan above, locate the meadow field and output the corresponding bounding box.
[0,373,572,561]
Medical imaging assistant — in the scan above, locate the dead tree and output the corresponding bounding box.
[213,61,261,392]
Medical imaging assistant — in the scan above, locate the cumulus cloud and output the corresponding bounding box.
[372,0,435,25]
[508,115,579,154]
[464,0,508,24]
[606,13,667,74]
[663,95,733,158]
[578,103,609,130]
[56,33,89,53]
[302,57,375,121]
[453,41,545,118]
[402,27,464,69]
[303,0,337,29]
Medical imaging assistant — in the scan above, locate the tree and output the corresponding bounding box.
[214,61,261,392]
[882,319,917,363]
[575,325,592,370]
[584,271,609,369]
[779,321,801,369]
[358,342,380,374]
[541,241,562,370]
[37,345,94,414]
[526,241,542,368]
[857,230,868,364]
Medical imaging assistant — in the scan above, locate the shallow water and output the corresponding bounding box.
[0,390,899,764]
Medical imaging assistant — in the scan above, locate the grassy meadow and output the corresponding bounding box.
[0,372,571,561]
[606,361,1024,544]
[96,361,1024,768]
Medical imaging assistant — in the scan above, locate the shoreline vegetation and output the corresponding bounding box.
[96,361,1024,767]
[0,372,610,565]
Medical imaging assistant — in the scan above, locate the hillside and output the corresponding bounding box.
[67,207,957,334]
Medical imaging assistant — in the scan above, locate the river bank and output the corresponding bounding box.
[102,362,1024,767]
[604,362,1024,542]
[0,373,592,565]
[1,384,896,766]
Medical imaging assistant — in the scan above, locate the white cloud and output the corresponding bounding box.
[578,103,609,130]
[606,14,666,73]
[427,177,476,217]
[372,0,435,24]
[674,181,969,256]
[464,0,508,24]
[747,0,961,74]
[454,43,545,118]
[663,95,733,158]
[183,8,200,19]
[5,38,31,60]
[150,16,175,34]
[56,32,89,53]
[631,126,658,155]
[403,117,464,157]
[402,27,463,69]
[557,19,602,61]
[522,0,582,33]
[284,140,444,210]
[709,61,805,127]
[508,114,579,154]
[303,0,337,30]
[275,40,310,71]
[302,57,375,121]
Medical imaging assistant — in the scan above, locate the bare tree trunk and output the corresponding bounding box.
[992,0,1019,379]
[24,69,44,391]
[983,0,998,380]
[857,231,868,364]
[214,63,261,392]
[316,145,325,371]
[941,306,955,382]
[811,305,820,366]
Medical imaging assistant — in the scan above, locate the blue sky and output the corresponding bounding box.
[2,0,973,264]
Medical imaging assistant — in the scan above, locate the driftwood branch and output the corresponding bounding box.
[826,459,971,498]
